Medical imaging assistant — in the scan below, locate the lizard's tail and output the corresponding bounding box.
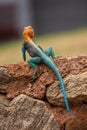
[43,57,70,115]
[53,66,71,115]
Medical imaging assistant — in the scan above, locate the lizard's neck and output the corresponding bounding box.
[29,39,36,46]
[24,37,36,46]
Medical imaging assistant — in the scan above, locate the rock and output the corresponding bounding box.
[65,104,87,130]
[55,55,87,76]
[0,94,60,130]
[0,55,87,130]
[46,72,87,106]
[0,55,87,99]
[0,67,11,84]
[0,63,54,99]
[0,67,11,93]
[0,94,9,106]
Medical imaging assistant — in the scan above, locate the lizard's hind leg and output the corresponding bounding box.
[45,46,57,59]
[28,57,42,81]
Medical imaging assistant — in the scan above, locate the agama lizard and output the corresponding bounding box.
[22,26,71,116]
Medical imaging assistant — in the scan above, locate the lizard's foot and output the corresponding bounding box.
[30,68,39,82]
[52,55,60,59]
[30,68,43,82]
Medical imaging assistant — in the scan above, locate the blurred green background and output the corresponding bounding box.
[0,28,87,65]
[0,0,87,65]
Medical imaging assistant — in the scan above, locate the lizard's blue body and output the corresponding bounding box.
[22,42,70,116]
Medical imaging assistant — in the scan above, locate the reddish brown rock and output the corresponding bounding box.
[0,55,87,99]
[0,62,54,99]
[65,104,87,130]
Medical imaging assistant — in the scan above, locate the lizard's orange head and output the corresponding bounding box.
[23,26,34,42]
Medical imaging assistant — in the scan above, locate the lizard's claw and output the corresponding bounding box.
[30,74,37,82]
[34,67,38,76]
[53,55,60,59]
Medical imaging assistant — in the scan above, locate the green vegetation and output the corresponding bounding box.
[0,28,87,65]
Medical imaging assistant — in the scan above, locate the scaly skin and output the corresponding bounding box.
[22,26,71,116]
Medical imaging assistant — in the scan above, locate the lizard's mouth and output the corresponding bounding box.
[29,31,34,38]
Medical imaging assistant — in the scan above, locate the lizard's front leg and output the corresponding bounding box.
[28,57,42,81]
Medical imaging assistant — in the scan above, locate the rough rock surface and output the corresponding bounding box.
[0,94,60,130]
[0,55,87,130]
[0,55,87,99]
[46,72,87,106]
[65,104,87,130]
